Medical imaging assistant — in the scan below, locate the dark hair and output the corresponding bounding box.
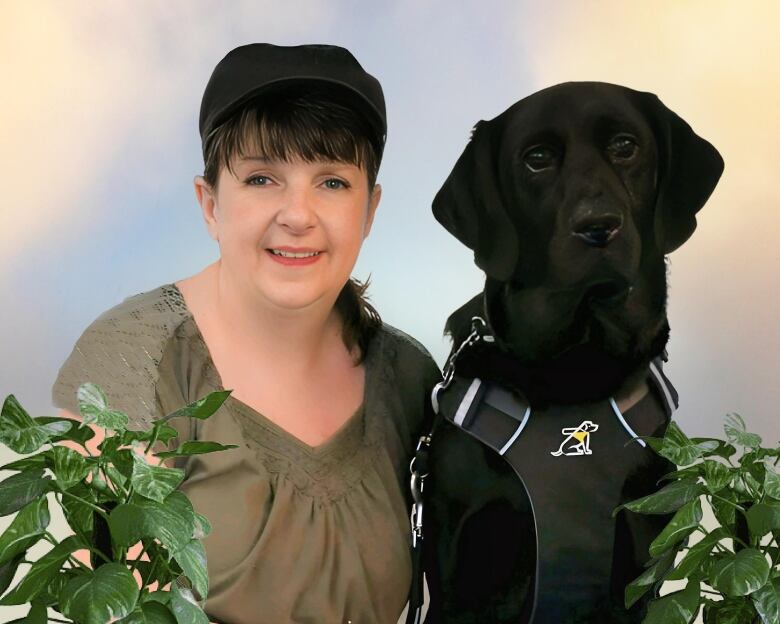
[202,86,383,363]
[203,86,382,189]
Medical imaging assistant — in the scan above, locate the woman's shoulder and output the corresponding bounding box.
[374,322,441,387]
[51,283,190,427]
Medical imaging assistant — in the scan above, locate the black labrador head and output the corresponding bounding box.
[435,82,723,402]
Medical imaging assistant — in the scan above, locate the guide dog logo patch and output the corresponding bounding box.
[550,420,599,457]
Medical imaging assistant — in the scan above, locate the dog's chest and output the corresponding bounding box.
[433,358,677,622]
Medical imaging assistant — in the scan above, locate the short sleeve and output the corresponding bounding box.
[51,285,190,430]
[381,323,442,440]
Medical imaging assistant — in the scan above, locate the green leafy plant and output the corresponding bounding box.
[615,414,780,624]
[0,382,237,624]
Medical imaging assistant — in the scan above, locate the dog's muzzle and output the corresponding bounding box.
[572,215,623,247]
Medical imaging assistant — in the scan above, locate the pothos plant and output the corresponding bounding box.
[615,413,780,624]
[0,382,237,624]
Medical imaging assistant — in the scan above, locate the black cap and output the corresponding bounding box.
[199,43,386,149]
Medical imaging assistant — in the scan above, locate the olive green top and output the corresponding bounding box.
[52,283,440,624]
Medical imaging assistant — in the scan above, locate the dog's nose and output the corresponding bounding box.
[572,215,623,247]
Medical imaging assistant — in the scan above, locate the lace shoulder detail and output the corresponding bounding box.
[379,322,436,362]
[51,284,190,428]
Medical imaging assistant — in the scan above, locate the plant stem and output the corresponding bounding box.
[41,531,94,571]
[60,490,110,520]
[700,588,722,597]
[713,542,732,554]
[710,492,747,515]
[128,541,149,576]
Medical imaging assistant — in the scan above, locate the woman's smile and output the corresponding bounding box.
[267,246,325,266]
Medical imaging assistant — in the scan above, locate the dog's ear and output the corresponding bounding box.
[637,93,725,254]
[432,120,519,280]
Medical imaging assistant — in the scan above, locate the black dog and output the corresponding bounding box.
[421,83,723,623]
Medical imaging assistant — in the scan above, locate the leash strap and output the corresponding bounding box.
[405,317,492,624]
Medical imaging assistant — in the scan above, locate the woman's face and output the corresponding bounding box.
[196,155,381,313]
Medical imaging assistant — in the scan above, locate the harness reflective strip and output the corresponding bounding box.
[649,360,677,415]
[609,398,647,448]
[454,378,482,427]
[499,406,532,456]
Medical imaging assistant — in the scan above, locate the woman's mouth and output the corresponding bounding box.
[266,247,323,265]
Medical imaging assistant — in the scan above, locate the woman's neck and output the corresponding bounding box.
[177,261,351,376]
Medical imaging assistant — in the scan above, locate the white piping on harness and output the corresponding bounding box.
[499,405,532,456]
[609,397,647,447]
[649,360,676,416]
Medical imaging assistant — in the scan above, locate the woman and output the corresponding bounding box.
[52,43,440,624]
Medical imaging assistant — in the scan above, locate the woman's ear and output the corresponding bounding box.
[363,183,382,239]
[194,175,219,241]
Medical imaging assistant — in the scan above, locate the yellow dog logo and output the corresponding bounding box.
[550,420,599,456]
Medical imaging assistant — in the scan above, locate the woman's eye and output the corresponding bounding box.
[607,134,638,161]
[323,178,348,190]
[247,175,271,186]
[523,146,557,173]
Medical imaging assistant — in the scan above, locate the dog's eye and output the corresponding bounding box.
[523,146,557,172]
[607,135,638,161]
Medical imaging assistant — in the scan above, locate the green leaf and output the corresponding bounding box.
[625,550,675,608]
[710,598,758,624]
[60,563,139,624]
[710,548,770,596]
[724,413,762,449]
[51,445,90,491]
[658,465,702,483]
[614,478,704,516]
[77,382,129,431]
[161,390,232,423]
[36,416,91,445]
[690,437,737,460]
[0,452,51,472]
[641,436,665,454]
[703,460,732,494]
[665,527,729,581]
[0,395,68,454]
[155,441,239,460]
[0,470,53,516]
[192,513,211,540]
[753,578,780,624]
[142,590,171,605]
[0,497,50,565]
[98,435,123,457]
[733,471,762,501]
[0,534,88,605]
[711,489,738,529]
[660,421,703,466]
[60,482,95,535]
[643,580,700,624]
[169,583,208,624]
[130,453,185,503]
[746,502,780,538]
[764,470,780,500]
[118,601,178,624]
[0,553,24,595]
[109,491,194,553]
[649,499,703,557]
[13,600,48,624]
[172,539,208,600]
[37,569,71,606]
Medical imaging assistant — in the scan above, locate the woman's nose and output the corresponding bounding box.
[275,186,317,232]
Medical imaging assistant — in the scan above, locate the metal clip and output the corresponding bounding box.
[409,433,431,549]
[410,471,425,549]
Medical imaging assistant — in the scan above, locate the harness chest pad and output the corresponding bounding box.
[431,357,678,623]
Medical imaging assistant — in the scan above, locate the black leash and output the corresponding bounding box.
[405,317,494,624]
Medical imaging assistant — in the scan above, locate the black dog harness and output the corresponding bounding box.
[407,320,678,624]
